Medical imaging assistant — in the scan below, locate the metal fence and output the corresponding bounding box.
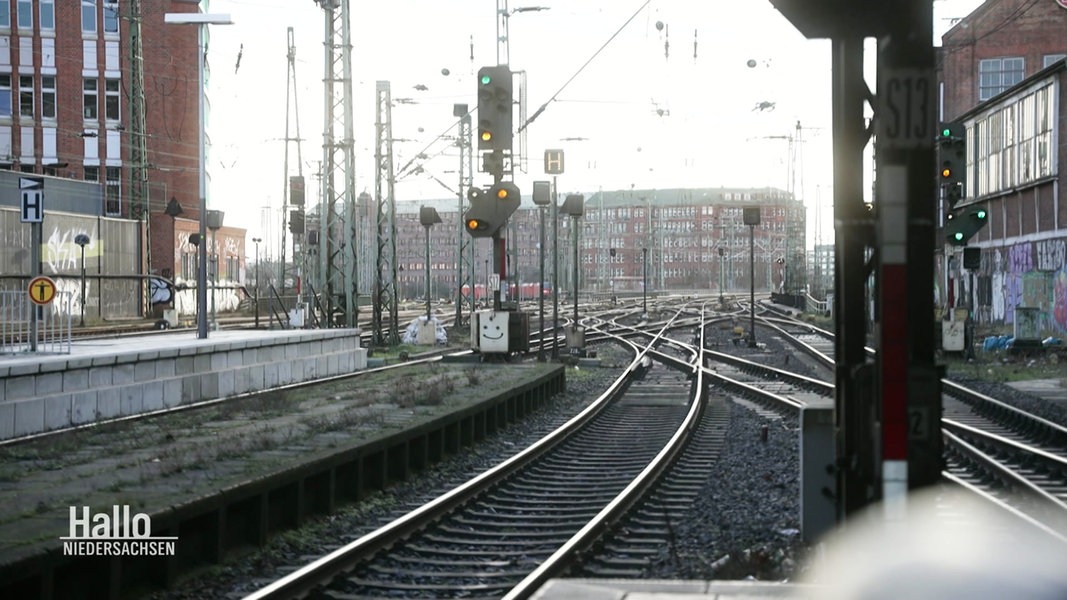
[0,290,73,355]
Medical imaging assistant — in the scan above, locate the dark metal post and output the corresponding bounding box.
[538,206,546,361]
[748,223,757,347]
[642,247,648,316]
[425,225,432,320]
[572,216,579,325]
[551,176,559,359]
[75,234,90,327]
[718,247,725,304]
[484,259,489,308]
[833,37,877,519]
[252,237,261,328]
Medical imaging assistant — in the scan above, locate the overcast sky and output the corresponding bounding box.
[204,0,983,258]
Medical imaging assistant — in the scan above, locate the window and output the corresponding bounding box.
[103,2,118,34]
[41,76,55,119]
[39,0,54,31]
[105,165,120,215]
[16,0,30,29]
[0,1,9,28]
[1044,54,1066,68]
[84,165,98,181]
[978,57,1024,101]
[181,251,196,280]
[18,75,32,117]
[81,0,96,34]
[973,82,1055,197]
[83,78,97,119]
[0,74,10,117]
[104,78,119,120]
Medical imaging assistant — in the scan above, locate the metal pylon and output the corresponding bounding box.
[373,81,398,346]
[126,0,150,314]
[315,0,357,328]
[455,112,474,323]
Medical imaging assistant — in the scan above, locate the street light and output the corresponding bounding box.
[206,210,225,330]
[251,237,262,328]
[718,246,725,304]
[164,11,233,339]
[419,206,442,321]
[74,233,90,326]
[743,207,760,348]
[642,247,649,317]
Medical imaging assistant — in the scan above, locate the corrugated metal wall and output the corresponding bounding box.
[0,207,142,319]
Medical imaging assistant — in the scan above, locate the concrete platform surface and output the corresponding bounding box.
[0,328,352,372]
[531,579,817,599]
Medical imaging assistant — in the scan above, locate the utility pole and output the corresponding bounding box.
[127,0,151,316]
[374,81,399,346]
[314,0,358,328]
[282,27,306,312]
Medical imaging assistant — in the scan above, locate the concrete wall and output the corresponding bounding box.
[0,329,367,440]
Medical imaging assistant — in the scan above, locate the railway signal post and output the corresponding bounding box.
[770,0,943,524]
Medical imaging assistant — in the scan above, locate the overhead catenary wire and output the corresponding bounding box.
[518,0,651,133]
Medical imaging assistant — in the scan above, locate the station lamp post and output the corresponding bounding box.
[642,247,649,317]
[743,207,760,348]
[419,207,442,321]
[251,236,262,328]
[75,233,90,326]
[164,11,233,339]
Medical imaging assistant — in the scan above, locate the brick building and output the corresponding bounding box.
[938,0,1067,334]
[1,0,245,317]
[389,186,805,304]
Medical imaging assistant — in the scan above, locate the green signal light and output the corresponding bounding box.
[941,127,951,137]
[976,209,987,219]
[953,232,964,241]
[480,74,491,85]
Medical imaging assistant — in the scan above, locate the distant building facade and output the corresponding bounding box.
[387,186,806,305]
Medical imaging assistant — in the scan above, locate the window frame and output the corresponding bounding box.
[39,0,54,31]
[0,74,11,118]
[18,74,33,118]
[978,57,1025,101]
[104,77,120,121]
[81,0,96,34]
[83,77,98,120]
[16,0,31,30]
[41,75,55,120]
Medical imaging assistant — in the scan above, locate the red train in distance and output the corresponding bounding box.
[461,283,550,300]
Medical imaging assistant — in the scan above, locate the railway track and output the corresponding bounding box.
[244,308,708,600]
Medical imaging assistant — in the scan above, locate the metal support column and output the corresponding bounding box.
[374,81,399,346]
[317,0,358,328]
[832,37,877,520]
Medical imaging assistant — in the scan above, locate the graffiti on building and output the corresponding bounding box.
[987,239,1067,334]
[44,226,97,273]
[1035,239,1066,272]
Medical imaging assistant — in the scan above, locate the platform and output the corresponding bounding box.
[0,328,366,440]
[531,579,816,599]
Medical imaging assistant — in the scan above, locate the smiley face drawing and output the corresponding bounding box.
[478,312,510,352]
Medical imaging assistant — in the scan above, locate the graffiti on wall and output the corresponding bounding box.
[987,238,1067,333]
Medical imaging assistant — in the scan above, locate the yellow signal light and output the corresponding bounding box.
[480,131,492,143]
[941,167,952,178]
[466,218,486,231]
[495,187,510,200]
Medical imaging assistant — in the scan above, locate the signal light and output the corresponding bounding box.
[466,218,489,232]
[945,205,989,246]
[937,121,966,208]
[476,65,513,153]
